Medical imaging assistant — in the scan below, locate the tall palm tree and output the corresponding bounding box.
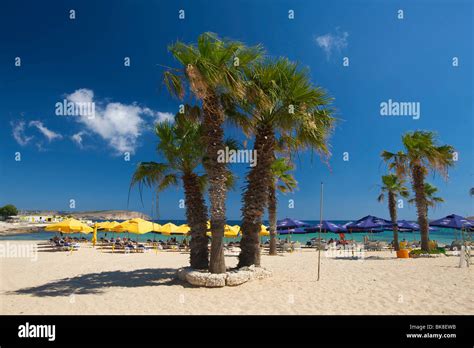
[377,174,410,251]
[268,158,297,255]
[409,183,444,208]
[233,58,335,267]
[130,111,209,269]
[381,131,455,251]
[164,32,263,273]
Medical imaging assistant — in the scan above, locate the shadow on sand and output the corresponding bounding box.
[333,255,396,261]
[8,268,183,297]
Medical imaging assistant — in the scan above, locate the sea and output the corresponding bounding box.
[0,220,466,246]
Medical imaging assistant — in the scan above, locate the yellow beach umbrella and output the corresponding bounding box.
[259,225,270,236]
[111,223,128,233]
[228,225,268,236]
[96,221,112,229]
[155,222,179,235]
[206,224,239,238]
[95,221,120,231]
[224,225,239,238]
[114,218,156,234]
[152,223,162,232]
[173,224,191,235]
[45,218,93,234]
[92,224,98,246]
[102,221,120,231]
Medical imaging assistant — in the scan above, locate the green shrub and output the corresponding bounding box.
[409,247,446,256]
[0,204,18,218]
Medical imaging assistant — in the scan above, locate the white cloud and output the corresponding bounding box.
[11,121,33,146]
[155,111,174,123]
[66,88,94,104]
[66,88,173,154]
[29,121,63,142]
[315,29,349,59]
[71,131,86,148]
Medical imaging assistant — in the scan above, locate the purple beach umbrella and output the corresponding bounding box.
[397,220,419,231]
[429,214,474,230]
[397,220,438,232]
[311,220,346,233]
[277,227,308,235]
[345,215,393,232]
[276,218,311,231]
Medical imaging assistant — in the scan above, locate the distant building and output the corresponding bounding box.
[18,215,63,223]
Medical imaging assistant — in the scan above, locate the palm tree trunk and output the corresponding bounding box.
[202,93,227,274]
[238,125,275,267]
[388,191,399,251]
[182,172,209,269]
[268,183,277,256]
[412,165,430,251]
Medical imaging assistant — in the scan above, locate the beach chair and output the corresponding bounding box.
[137,244,150,253]
[365,241,378,251]
[293,242,302,252]
[62,242,80,251]
[51,240,64,251]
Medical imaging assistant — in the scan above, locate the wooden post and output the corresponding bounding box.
[317,182,323,281]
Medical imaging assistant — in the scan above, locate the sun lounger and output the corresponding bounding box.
[62,242,80,251]
[137,244,151,253]
[364,241,379,251]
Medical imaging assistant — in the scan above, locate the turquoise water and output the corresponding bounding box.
[0,220,465,246]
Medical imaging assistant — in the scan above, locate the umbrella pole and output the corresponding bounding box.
[317,182,323,281]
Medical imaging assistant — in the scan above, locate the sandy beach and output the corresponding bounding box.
[0,240,472,315]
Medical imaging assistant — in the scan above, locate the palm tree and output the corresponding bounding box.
[377,174,410,251]
[381,131,455,251]
[409,183,444,208]
[233,58,335,267]
[164,32,263,273]
[268,158,297,255]
[130,111,209,269]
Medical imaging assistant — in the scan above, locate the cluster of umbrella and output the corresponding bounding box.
[44,218,270,243]
[42,214,474,242]
[275,214,474,235]
[276,217,349,234]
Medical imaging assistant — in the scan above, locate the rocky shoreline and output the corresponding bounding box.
[0,222,46,236]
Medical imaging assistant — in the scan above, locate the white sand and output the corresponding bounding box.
[0,241,472,315]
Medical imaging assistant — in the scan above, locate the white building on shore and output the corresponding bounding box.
[17,215,64,223]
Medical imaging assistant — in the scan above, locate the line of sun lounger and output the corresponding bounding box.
[49,239,81,251]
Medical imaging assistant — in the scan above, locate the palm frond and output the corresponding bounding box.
[163,70,185,99]
[129,162,171,206]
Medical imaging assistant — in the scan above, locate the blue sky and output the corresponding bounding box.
[0,0,472,220]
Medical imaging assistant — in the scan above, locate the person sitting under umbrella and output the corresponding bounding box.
[338,232,347,245]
